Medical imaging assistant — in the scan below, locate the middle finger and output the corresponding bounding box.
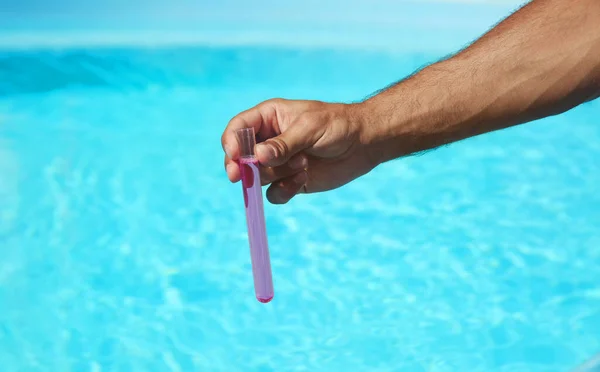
[260,153,308,186]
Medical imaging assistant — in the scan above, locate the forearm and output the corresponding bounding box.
[361,0,600,164]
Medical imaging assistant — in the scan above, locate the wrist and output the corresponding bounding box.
[349,100,391,167]
[339,101,384,168]
[354,88,424,166]
[357,60,471,165]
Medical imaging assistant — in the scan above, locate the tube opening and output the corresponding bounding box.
[235,127,256,158]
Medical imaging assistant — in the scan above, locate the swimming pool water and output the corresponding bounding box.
[1,44,599,371]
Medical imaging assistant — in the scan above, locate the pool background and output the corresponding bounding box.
[1,1,600,371]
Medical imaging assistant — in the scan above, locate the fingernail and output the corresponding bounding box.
[224,144,234,159]
[288,155,307,170]
[256,143,275,162]
[267,186,284,204]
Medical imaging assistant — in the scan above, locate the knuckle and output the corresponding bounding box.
[266,98,285,106]
[264,98,286,119]
[226,115,242,129]
[296,112,319,130]
[266,186,281,204]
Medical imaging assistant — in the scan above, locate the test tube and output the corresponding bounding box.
[235,127,274,303]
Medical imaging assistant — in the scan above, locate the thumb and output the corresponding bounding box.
[255,123,315,167]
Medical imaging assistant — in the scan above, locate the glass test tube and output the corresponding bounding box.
[235,127,274,303]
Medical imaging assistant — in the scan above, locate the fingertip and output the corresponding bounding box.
[226,163,241,183]
[266,171,307,204]
[255,143,276,167]
[223,141,238,160]
[266,184,285,204]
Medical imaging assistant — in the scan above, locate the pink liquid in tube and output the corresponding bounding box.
[236,127,274,303]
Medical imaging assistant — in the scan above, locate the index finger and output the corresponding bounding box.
[221,100,278,160]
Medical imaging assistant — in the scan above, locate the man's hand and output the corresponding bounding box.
[222,0,600,204]
[222,99,376,204]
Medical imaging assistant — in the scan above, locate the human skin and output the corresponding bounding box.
[221,0,600,204]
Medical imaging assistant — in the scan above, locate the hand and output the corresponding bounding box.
[222,99,377,204]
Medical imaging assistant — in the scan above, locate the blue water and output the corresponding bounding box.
[1,42,600,371]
